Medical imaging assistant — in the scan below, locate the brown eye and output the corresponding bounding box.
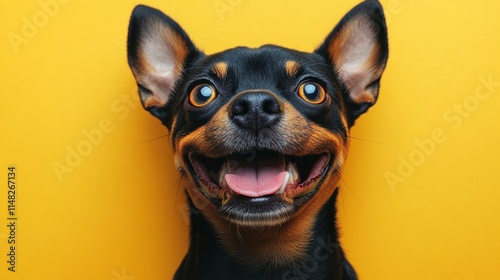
[189,84,217,107]
[298,82,326,104]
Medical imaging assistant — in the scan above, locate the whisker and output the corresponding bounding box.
[135,134,169,145]
[348,135,386,145]
[338,171,362,207]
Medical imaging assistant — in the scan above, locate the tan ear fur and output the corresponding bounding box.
[131,21,189,108]
[127,5,199,115]
[315,0,388,123]
[329,15,386,105]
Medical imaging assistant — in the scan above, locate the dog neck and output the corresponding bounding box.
[175,189,357,280]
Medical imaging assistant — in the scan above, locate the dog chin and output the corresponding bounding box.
[186,150,332,226]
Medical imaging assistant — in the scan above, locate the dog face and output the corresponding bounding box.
[127,1,388,229]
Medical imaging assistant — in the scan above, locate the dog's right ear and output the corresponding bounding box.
[127,5,201,122]
[315,0,388,127]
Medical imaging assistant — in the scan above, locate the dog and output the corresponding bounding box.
[127,0,388,279]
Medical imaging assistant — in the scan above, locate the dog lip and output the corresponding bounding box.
[281,153,330,201]
[187,150,332,226]
[187,151,331,202]
[189,154,228,200]
[220,194,295,226]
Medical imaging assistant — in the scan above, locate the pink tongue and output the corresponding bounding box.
[224,153,288,197]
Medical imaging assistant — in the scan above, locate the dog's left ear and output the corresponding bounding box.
[316,0,388,126]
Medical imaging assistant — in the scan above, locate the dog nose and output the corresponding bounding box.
[230,91,282,133]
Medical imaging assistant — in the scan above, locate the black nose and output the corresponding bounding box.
[230,91,282,134]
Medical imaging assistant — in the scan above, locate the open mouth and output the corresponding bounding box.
[187,150,331,225]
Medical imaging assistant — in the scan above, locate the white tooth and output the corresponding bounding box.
[219,162,228,188]
[287,162,299,183]
[278,172,290,194]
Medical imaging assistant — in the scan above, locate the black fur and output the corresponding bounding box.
[170,46,349,149]
[175,190,357,280]
[127,1,388,279]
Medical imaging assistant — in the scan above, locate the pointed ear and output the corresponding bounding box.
[127,5,201,120]
[316,0,388,125]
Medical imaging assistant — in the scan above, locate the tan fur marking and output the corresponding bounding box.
[340,114,349,133]
[173,96,349,265]
[351,90,375,103]
[209,164,345,266]
[211,62,229,79]
[176,125,207,158]
[170,116,178,144]
[285,60,300,77]
[143,94,168,108]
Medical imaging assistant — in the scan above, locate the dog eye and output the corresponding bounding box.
[298,82,326,104]
[189,84,217,107]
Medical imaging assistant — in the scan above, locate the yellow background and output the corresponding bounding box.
[1,0,499,279]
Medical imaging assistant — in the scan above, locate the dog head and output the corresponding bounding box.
[127,0,388,229]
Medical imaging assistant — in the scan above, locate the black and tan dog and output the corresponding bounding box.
[127,0,388,279]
